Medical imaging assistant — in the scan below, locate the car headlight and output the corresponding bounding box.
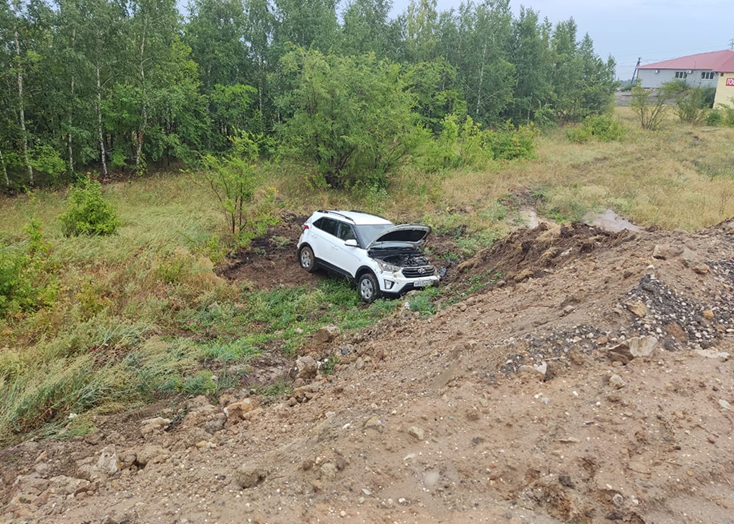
[376,260,400,273]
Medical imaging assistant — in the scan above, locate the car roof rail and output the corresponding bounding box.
[317,210,356,223]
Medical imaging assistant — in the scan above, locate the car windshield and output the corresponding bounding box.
[355,224,393,246]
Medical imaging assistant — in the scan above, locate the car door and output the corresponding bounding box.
[329,221,362,278]
[309,217,337,264]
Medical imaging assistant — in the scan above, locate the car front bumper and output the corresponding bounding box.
[378,273,440,294]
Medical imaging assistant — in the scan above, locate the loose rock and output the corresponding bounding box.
[234,465,267,489]
[407,426,425,441]
[314,325,340,344]
[609,374,626,389]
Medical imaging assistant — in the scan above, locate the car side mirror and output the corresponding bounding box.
[344,239,358,247]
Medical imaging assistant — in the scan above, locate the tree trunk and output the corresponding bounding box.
[475,41,487,118]
[67,28,76,175]
[12,2,33,184]
[135,16,148,170]
[95,65,108,178]
[0,147,9,186]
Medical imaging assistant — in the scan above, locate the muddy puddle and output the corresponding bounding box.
[520,207,640,234]
[584,208,641,233]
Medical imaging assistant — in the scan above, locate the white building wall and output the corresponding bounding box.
[636,69,720,89]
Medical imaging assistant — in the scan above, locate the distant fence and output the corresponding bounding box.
[615,88,663,107]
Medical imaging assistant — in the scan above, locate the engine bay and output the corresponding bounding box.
[369,247,429,268]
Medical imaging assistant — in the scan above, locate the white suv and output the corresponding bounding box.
[297,210,440,302]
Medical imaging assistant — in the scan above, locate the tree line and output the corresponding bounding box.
[0,0,617,189]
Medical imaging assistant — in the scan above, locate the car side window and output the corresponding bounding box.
[319,218,338,236]
[336,222,356,241]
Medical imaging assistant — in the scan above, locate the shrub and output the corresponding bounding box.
[59,178,120,236]
[705,109,724,126]
[201,131,259,237]
[676,87,715,124]
[486,121,538,160]
[418,115,492,172]
[718,105,734,127]
[0,220,56,315]
[630,80,685,130]
[567,114,627,143]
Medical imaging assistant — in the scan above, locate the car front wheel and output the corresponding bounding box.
[299,246,317,273]
[357,272,380,303]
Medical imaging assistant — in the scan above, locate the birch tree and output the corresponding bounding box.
[10,0,33,183]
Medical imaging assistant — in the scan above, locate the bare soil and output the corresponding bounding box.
[3,218,734,524]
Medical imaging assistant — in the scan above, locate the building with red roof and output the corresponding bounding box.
[635,50,734,107]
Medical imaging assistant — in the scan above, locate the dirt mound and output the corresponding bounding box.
[3,220,734,524]
[455,221,635,284]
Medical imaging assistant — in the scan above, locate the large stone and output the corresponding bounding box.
[629,335,657,357]
[234,465,267,489]
[627,300,647,318]
[224,398,258,421]
[519,361,547,380]
[139,417,170,436]
[652,244,683,260]
[295,356,318,381]
[608,336,657,364]
[47,476,91,496]
[95,446,119,477]
[314,325,340,344]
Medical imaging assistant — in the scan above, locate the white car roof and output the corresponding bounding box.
[317,210,393,226]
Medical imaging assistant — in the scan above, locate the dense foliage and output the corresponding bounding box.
[0,0,617,189]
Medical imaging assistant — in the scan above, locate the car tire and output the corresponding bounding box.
[357,272,380,303]
[299,245,317,273]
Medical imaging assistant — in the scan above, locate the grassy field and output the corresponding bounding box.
[2,107,734,444]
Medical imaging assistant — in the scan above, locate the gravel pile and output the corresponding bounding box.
[625,271,733,348]
[498,325,604,376]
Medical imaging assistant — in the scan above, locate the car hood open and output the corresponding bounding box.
[366,224,431,249]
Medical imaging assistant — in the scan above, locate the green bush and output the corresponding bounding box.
[705,109,724,126]
[676,87,716,124]
[59,178,120,236]
[0,220,56,315]
[419,114,492,172]
[567,114,627,143]
[718,104,734,127]
[487,121,538,160]
[201,131,259,236]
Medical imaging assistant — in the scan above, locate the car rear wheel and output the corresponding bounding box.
[299,246,317,273]
[357,272,380,303]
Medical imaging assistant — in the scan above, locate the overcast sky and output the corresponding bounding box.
[391,0,734,79]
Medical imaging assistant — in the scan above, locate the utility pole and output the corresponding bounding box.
[729,38,734,51]
[631,57,641,83]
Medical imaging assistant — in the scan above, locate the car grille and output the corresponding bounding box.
[402,266,435,278]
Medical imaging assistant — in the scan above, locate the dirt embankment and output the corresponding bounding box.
[3,218,734,524]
